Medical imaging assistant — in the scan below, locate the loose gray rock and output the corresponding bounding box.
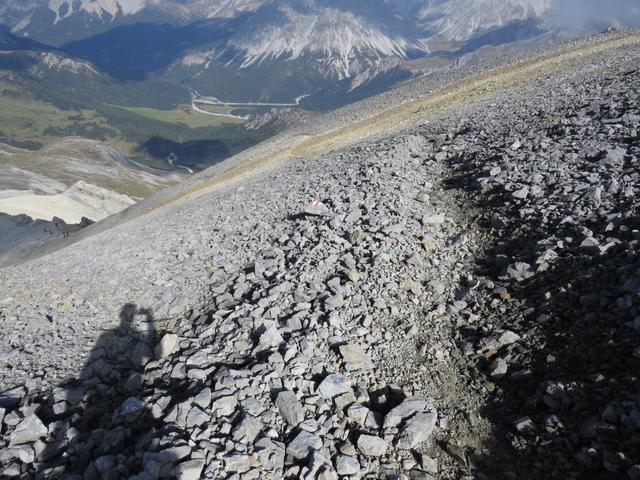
[357,435,388,457]
[506,262,534,282]
[0,386,26,408]
[489,358,508,378]
[384,396,433,428]
[174,459,205,480]
[155,333,179,359]
[396,412,438,449]
[275,390,305,426]
[335,454,360,475]
[224,454,251,473]
[9,414,47,446]
[286,431,323,460]
[211,395,237,416]
[338,343,371,370]
[318,374,351,399]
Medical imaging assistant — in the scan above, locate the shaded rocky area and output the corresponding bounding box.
[1,32,640,480]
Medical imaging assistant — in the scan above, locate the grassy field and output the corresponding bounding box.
[0,80,115,149]
[121,105,244,128]
[0,73,267,171]
[194,104,238,115]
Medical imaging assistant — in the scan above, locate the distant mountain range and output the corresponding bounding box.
[0,0,556,106]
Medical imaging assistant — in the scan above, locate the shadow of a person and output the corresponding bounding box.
[34,303,161,478]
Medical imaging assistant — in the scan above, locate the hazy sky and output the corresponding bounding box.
[547,0,640,29]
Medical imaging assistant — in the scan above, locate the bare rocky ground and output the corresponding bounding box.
[0,32,639,480]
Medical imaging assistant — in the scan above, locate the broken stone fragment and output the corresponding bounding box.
[232,414,263,443]
[121,397,145,416]
[415,191,430,203]
[318,374,351,399]
[512,186,529,199]
[506,262,534,282]
[254,438,285,473]
[258,324,284,348]
[173,459,205,480]
[275,390,305,426]
[338,343,371,370]
[513,416,536,434]
[286,431,323,460]
[211,395,237,416]
[383,396,433,428]
[423,213,446,225]
[9,414,48,446]
[357,434,388,457]
[335,454,360,476]
[497,330,520,348]
[396,412,437,449]
[400,279,423,295]
[489,358,508,378]
[155,333,179,359]
[224,454,251,473]
[0,386,26,408]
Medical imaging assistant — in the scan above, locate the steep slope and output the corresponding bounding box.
[0,28,638,480]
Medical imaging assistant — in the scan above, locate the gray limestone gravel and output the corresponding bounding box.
[0,28,639,480]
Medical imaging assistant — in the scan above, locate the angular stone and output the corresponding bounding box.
[383,396,432,428]
[512,186,529,199]
[415,191,430,203]
[225,454,251,473]
[628,465,640,480]
[423,214,445,225]
[259,324,283,348]
[9,414,47,446]
[186,406,209,427]
[335,455,360,476]
[0,386,26,408]
[396,412,437,449]
[400,279,422,295]
[254,438,285,473]
[194,388,212,409]
[338,344,371,370]
[325,294,344,310]
[347,403,370,425]
[318,374,351,399]
[497,331,520,348]
[174,459,205,480]
[158,445,191,464]
[275,391,305,426]
[0,445,34,463]
[121,397,145,416]
[211,395,237,416]
[513,416,536,434]
[506,262,534,282]
[357,435,388,457]
[286,431,322,460]
[155,334,179,359]
[232,414,263,443]
[489,358,508,378]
